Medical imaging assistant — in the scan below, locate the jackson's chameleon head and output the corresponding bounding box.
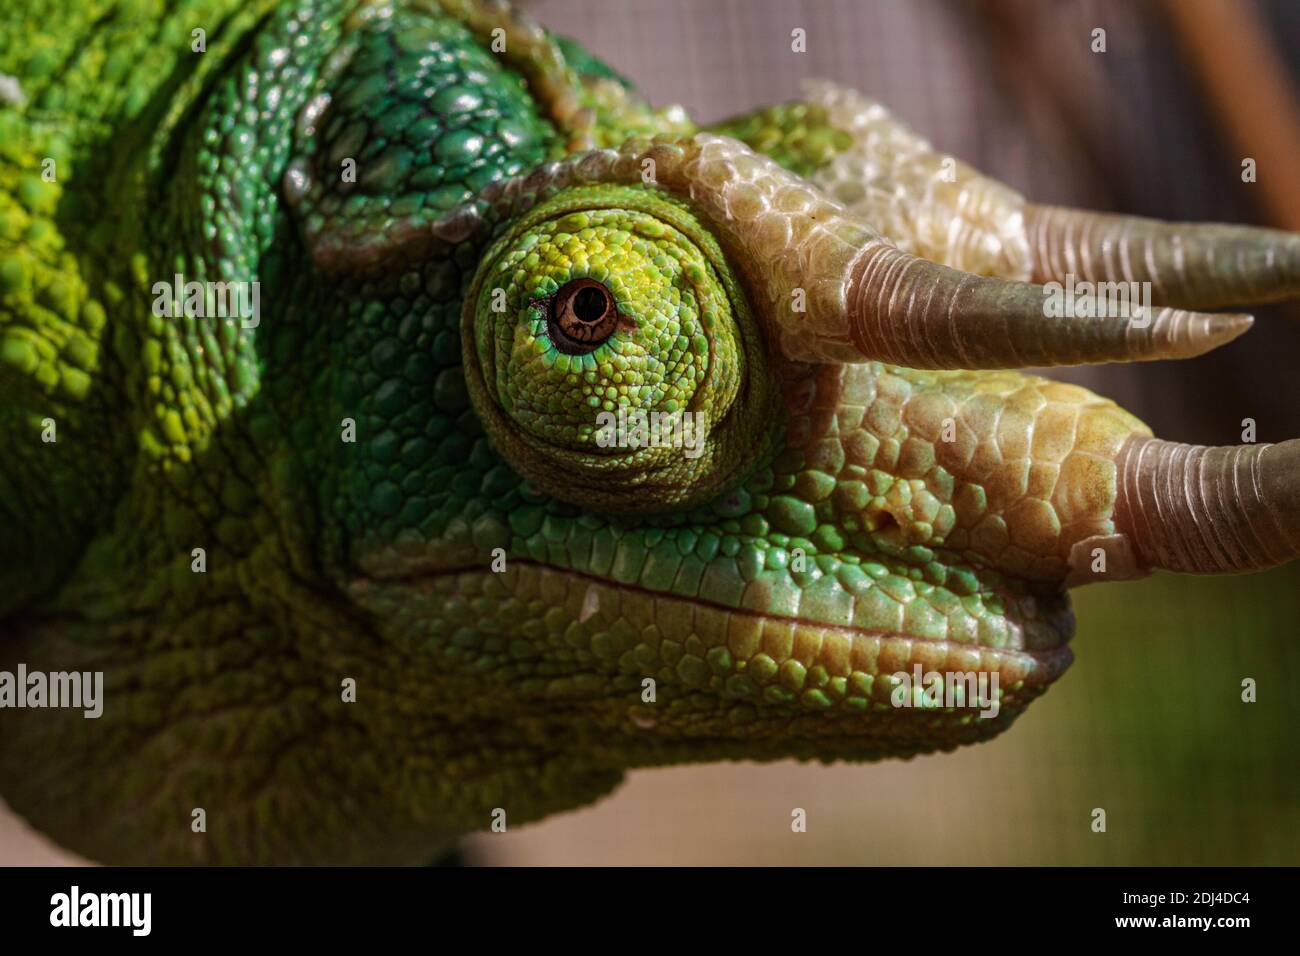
[1,0,1298,864]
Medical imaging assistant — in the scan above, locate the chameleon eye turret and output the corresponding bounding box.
[460,186,780,513]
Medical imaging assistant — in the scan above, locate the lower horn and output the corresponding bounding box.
[1113,434,1300,574]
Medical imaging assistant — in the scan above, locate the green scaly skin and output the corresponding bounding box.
[0,0,1261,864]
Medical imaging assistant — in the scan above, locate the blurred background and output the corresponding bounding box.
[3,0,1297,865]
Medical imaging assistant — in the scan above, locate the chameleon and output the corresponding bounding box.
[1,0,1298,865]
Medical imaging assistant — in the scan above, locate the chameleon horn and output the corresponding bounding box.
[820,238,1253,370]
[1114,435,1300,573]
[1025,204,1300,309]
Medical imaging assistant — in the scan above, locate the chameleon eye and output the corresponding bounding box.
[548,279,618,354]
[461,186,780,512]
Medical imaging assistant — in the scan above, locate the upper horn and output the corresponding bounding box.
[833,240,1252,370]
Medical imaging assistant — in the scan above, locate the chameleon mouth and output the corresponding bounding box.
[354,558,1077,718]
[678,604,1076,722]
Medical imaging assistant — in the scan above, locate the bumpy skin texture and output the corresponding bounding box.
[0,0,1285,865]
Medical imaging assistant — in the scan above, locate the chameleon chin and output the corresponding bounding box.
[1,0,1298,865]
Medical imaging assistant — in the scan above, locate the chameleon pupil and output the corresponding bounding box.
[548,278,617,354]
[572,286,607,323]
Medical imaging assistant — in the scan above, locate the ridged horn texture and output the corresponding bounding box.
[843,241,1253,370]
[1026,204,1300,309]
[1114,434,1300,573]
